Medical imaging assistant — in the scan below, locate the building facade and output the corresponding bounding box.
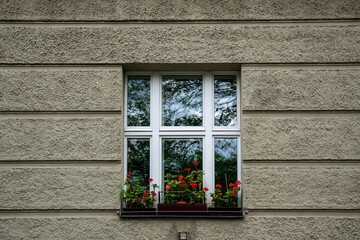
[0,0,359,239]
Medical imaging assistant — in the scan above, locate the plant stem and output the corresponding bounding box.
[225,174,228,192]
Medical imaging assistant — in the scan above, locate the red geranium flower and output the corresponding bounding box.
[192,161,198,166]
[229,183,234,187]
[190,183,197,187]
[211,199,214,202]
[175,179,178,182]
[215,184,221,188]
[148,178,153,182]
[185,168,191,172]
[231,191,236,197]
[142,193,148,198]
[166,185,171,190]
[203,187,209,191]
[126,174,131,178]
[235,180,241,185]
[233,187,239,191]
[217,192,222,196]
[151,191,157,196]
[179,175,184,181]
[181,183,187,187]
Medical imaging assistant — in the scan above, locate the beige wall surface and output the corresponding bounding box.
[0,1,359,239]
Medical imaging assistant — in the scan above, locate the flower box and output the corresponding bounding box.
[157,203,207,215]
[121,207,157,216]
[208,207,243,216]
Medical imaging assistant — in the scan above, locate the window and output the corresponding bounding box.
[124,71,241,204]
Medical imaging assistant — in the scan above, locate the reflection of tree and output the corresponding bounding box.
[214,76,237,126]
[162,75,203,126]
[215,138,237,193]
[163,139,203,176]
[127,76,150,126]
[127,138,150,186]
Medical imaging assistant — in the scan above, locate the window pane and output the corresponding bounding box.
[127,138,150,186]
[214,75,237,126]
[162,75,203,126]
[127,75,150,126]
[215,138,237,193]
[163,138,203,177]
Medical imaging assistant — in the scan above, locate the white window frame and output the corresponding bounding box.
[124,71,241,204]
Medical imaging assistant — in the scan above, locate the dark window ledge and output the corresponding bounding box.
[117,210,245,219]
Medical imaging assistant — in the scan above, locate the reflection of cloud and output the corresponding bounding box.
[215,138,237,159]
[127,77,151,126]
[163,138,203,175]
[162,76,203,126]
[214,78,237,126]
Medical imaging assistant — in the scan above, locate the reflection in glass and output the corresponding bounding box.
[215,138,237,193]
[127,138,150,186]
[214,75,237,126]
[127,75,150,126]
[163,138,203,177]
[162,75,203,126]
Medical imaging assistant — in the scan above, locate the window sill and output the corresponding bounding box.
[117,208,245,219]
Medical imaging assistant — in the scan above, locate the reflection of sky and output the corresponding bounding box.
[127,138,150,186]
[214,138,237,189]
[162,76,203,126]
[163,138,203,175]
[127,76,150,126]
[214,76,237,126]
[215,138,237,159]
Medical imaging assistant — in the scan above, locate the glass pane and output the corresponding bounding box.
[162,138,203,177]
[162,75,203,126]
[127,75,150,126]
[215,138,237,193]
[127,138,150,186]
[214,75,237,126]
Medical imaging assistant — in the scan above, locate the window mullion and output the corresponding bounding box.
[203,72,214,203]
[237,135,242,207]
[151,72,162,193]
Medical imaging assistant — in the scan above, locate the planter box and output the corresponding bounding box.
[208,207,243,216]
[158,203,207,215]
[121,207,156,216]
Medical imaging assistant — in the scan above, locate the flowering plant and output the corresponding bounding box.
[121,174,158,208]
[163,161,208,204]
[210,180,241,208]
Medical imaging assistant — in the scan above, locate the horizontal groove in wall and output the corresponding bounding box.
[247,209,360,217]
[0,210,117,218]
[2,161,358,168]
[241,63,360,69]
[0,65,124,69]
[0,161,121,168]
[0,19,359,26]
[242,110,360,117]
[243,161,360,167]
[0,112,122,118]
[0,209,358,218]
[1,62,360,66]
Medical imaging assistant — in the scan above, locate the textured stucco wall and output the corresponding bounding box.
[1,25,360,64]
[0,1,359,239]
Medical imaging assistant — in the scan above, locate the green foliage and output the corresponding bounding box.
[121,175,158,208]
[163,164,208,204]
[210,180,241,208]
